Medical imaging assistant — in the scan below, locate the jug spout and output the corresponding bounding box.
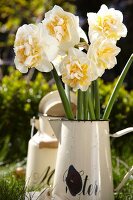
[49,119,62,141]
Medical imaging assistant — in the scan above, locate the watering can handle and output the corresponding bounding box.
[110,127,133,138]
[110,127,133,192]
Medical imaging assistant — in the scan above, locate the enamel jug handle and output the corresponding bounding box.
[110,127,133,192]
[30,116,39,138]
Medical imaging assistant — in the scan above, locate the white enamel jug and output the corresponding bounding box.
[26,115,58,188]
[49,120,133,200]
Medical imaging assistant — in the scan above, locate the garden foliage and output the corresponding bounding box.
[0,67,51,162]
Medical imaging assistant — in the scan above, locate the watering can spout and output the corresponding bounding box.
[49,120,62,141]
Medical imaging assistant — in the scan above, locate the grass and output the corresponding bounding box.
[112,152,133,200]
[0,154,132,200]
[0,174,25,200]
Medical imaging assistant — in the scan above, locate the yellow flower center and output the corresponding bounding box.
[97,46,114,68]
[95,15,118,39]
[46,14,69,42]
[16,37,42,67]
[62,61,90,88]
[98,47,114,57]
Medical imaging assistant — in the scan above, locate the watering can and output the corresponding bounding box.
[49,119,133,200]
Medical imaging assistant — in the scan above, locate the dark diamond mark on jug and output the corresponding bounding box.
[63,165,99,197]
[65,165,82,196]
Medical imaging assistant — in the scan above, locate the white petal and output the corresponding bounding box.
[52,54,66,75]
[35,60,53,72]
[68,47,87,59]
[121,24,128,37]
[39,24,59,61]
[110,9,123,22]
[98,4,108,14]
[14,57,28,73]
[25,56,34,66]
[45,5,63,18]
[24,43,31,56]
[44,38,59,61]
[79,27,88,42]
[89,60,105,80]
[87,13,96,22]
[80,85,89,91]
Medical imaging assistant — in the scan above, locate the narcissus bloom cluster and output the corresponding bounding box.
[14,4,133,121]
[14,4,127,92]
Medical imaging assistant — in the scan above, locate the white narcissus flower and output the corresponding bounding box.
[87,4,127,42]
[59,48,95,91]
[87,38,121,77]
[42,5,80,52]
[14,23,58,73]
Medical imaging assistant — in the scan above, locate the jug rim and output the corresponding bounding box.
[38,113,65,118]
[48,118,109,122]
[38,113,109,121]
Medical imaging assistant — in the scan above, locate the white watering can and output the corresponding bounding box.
[49,119,133,200]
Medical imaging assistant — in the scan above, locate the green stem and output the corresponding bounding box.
[88,88,96,120]
[93,79,100,120]
[52,68,74,120]
[91,82,95,110]
[83,90,89,120]
[103,54,133,120]
[65,84,71,102]
[77,89,83,120]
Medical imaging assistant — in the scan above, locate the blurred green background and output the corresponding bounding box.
[0,0,133,199]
